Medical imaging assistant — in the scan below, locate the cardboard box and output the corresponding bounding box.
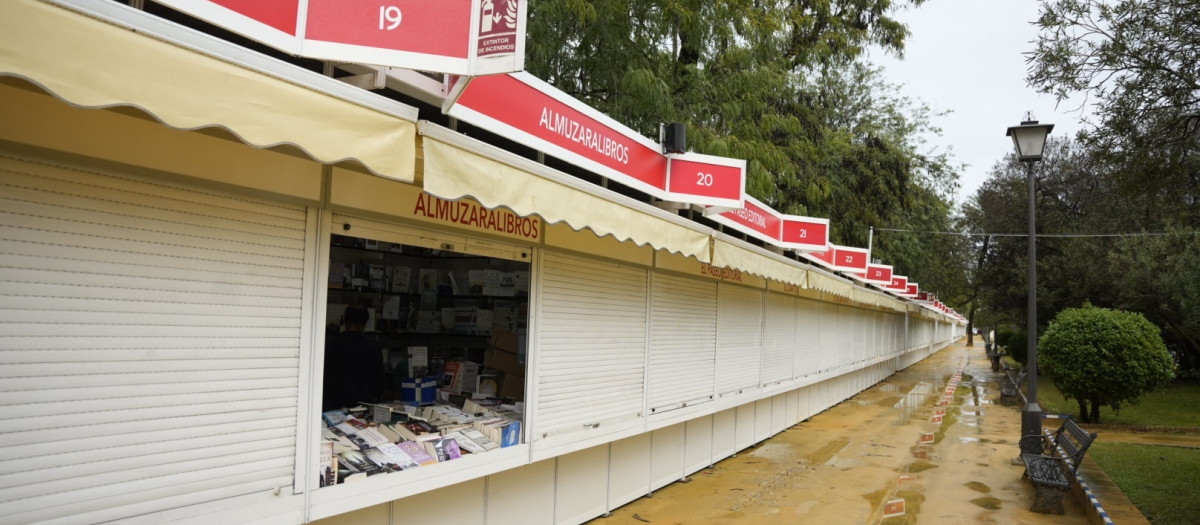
[484,330,525,376]
[484,347,523,376]
[499,373,524,400]
[488,330,519,353]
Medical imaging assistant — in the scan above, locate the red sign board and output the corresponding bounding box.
[155,0,299,50]
[831,246,869,273]
[154,0,525,76]
[211,0,297,35]
[709,196,781,245]
[448,73,748,209]
[861,264,893,285]
[904,284,919,297]
[916,292,930,302]
[801,242,840,266]
[666,153,745,209]
[449,73,667,195]
[304,0,472,65]
[779,215,829,252]
[886,276,908,292]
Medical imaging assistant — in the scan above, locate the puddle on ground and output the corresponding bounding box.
[880,490,926,525]
[861,487,888,511]
[971,497,1002,510]
[932,410,959,444]
[750,442,798,462]
[958,436,981,444]
[893,382,935,425]
[906,460,938,473]
[880,384,899,393]
[877,396,902,408]
[965,481,991,493]
[803,436,850,466]
[910,445,934,460]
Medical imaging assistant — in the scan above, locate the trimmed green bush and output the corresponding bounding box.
[1038,305,1174,423]
[995,327,1015,348]
[1006,330,1028,365]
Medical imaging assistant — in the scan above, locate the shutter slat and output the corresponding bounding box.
[3,157,306,223]
[0,376,297,404]
[0,409,298,453]
[0,238,303,279]
[1,176,307,240]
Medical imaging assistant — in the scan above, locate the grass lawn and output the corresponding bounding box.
[1032,380,1200,428]
[1088,442,1200,525]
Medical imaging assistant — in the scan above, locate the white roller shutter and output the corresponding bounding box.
[817,301,839,372]
[537,251,647,438]
[648,273,717,414]
[761,293,795,385]
[716,284,762,395]
[849,305,859,361]
[838,305,853,367]
[795,299,819,377]
[0,154,306,524]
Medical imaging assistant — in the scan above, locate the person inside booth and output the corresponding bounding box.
[322,304,384,411]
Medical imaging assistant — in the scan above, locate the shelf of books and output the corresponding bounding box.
[320,234,531,491]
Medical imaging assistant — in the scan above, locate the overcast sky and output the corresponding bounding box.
[873,0,1090,205]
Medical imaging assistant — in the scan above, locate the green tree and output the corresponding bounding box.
[1028,0,1200,226]
[526,0,963,296]
[1038,305,1174,423]
[1109,229,1200,371]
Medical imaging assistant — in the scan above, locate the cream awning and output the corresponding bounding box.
[420,124,714,262]
[805,269,854,300]
[0,0,416,181]
[710,236,807,287]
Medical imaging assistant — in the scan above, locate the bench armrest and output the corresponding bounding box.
[1019,434,1049,455]
[1022,453,1071,487]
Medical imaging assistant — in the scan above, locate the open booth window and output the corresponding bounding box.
[319,232,529,486]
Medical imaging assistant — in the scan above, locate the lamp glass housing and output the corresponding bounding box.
[1005,120,1054,161]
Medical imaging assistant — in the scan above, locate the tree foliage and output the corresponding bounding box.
[1038,305,1174,422]
[1028,0,1200,225]
[525,0,963,293]
[964,132,1200,371]
[1109,228,1200,371]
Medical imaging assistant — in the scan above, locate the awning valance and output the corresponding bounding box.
[805,269,854,300]
[0,0,417,181]
[420,124,714,262]
[710,236,807,287]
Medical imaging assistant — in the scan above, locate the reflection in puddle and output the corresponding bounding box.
[893,382,934,425]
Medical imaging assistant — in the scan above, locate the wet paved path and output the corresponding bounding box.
[589,340,1099,524]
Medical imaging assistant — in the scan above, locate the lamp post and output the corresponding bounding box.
[1006,117,1054,443]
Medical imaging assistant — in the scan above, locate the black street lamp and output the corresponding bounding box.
[1006,117,1054,444]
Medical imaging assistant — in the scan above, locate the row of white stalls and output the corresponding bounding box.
[0,2,964,524]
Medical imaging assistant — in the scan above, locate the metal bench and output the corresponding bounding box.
[1000,368,1026,403]
[1019,418,1098,514]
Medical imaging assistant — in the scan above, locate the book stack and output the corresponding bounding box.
[319,399,523,487]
